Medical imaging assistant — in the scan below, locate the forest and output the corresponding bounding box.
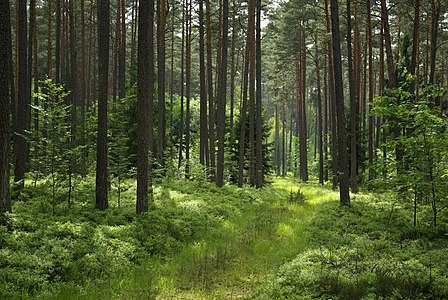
[1,0,448,298]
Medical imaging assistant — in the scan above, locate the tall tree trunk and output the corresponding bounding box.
[205,0,215,181]
[346,0,358,193]
[118,0,126,100]
[429,0,441,89]
[137,0,154,214]
[0,0,12,213]
[237,5,252,187]
[199,0,208,166]
[330,0,350,206]
[315,34,324,185]
[255,0,263,188]
[14,0,28,188]
[325,0,338,189]
[275,100,280,176]
[248,0,256,186]
[185,0,191,177]
[178,0,185,169]
[216,0,229,187]
[299,26,308,182]
[367,0,375,180]
[409,0,420,94]
[229,0,237,147]
[96,0,110,210]
[157,0,167,169]
[80,0,87,177]
[56,0,61,82]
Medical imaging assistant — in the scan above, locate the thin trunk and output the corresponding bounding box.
[185,0,191,177]
[14,0,28,188]
[199,0,208,166]
[205,0,215,181]
[178,0,185,169]
[346,0,358,193]
[80,0,87,177]
[367,0,374,180]
[330,0,350,206]
[56,0,61,82]
[315,34,324,185]
[157,0,167,169]
[216,0,229,187]
[299,26,308,182]
[248,0,256,186]
[255,0,262,188]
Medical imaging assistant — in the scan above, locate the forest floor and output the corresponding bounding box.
[3,176,447,299]
[111,178,338,299]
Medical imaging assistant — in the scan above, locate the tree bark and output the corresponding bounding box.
[96,0,110,210]
[157,0,167,169]
[255,0,263,188]
[315,34,324,185]
[346,0,358,193]
[199,0,208,166]
[0,0,12,213]
[206,0,215,181]
[216,0,229,187]
[136,0,154,214]
[330,0,350,206]
[14,0,28,188]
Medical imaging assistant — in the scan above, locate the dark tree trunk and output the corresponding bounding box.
[315,34,324,185]
[137,0,154,214]
[206,0,215,181]
[255,0,263,188]
[199,0,208,166]
[216,0,229,187]
[14,0,28,188]
[237,6,252,187]
[367,0,375,181]
[299,27,308,182]
[178,0,185,170]
[346,0,358,193]
[429,0,440,88]
[56,0,61,82]
[409,0,420,94]
[118,0,126,100]
[80,0,87,177]
[157,0,167,169]
[96,0,110,210]
[185,0,191,177]
[275,100,280,176]
[330,0,350,206]
[0,0,12,213]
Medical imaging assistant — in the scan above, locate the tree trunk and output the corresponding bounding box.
[199,0,208,166]
[56,0,61,82]
[409,0,420,94]
[157,0,167,169]
[216,0,229,187]
[299,26,308,182]
[429,0,440,90]
[255,0,263,188]
[96,0,110,210]
[0,0,12,213]
[367,0,375,181]
[330,0,350,206]
[14,0,28,188]
[185,0,191,178]
[315,34,324,185]
[178,0,185,170]
[136,0,154,214]
[346,0,358,193]
[206,0,215,181]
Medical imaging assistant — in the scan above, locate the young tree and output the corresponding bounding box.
[330,0,350,206]
[137,0,154,214]
[199,0,208,167]
[96,0,110,210]
[0,0,12,213]
[157,0,167,169]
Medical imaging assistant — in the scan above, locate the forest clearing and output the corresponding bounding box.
[1,0,448,298]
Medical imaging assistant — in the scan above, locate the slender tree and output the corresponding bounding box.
[0,0,12,213]
[157,0,167,169]
[199,0,208,166]
[315,34,324,185]
[255,0,263,188]
[96,0,110,210]
[216,0,229,187]
[330,0,350,206]
[346,0,358,193]
[14,0,28,188]
[206,0,215,181]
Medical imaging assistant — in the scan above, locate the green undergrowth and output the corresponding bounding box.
[252,191,448,299]
[1,176,316,299]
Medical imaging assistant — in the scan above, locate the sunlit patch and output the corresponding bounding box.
[276,222,293,238]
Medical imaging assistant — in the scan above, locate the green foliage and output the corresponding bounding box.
[253,195,448,299]
[372,70,448,228]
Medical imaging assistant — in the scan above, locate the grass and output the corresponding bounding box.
[3,175,447,299]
